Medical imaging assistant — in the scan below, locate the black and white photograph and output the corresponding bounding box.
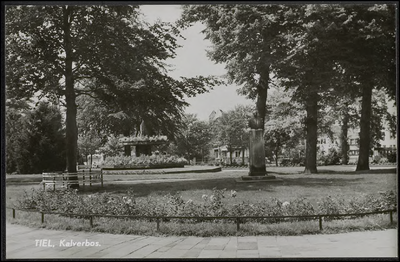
[3,2,398,259]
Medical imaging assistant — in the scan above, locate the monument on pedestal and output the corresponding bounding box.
[238,113,278,182]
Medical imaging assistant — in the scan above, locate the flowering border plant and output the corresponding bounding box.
[118,135,168,143]
[101,155,188,168]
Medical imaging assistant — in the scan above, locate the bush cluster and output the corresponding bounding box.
[387,152,396,163]
[318,148,341,166]
[278,157,305,167]
[16,188,397,224]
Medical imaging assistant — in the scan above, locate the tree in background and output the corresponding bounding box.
[211,105,252,165]
[264,86,304,166]
[5,98,32,173]
[370,89,397,150]
[174,114,213,163]
[6,102,65,174]
[322,62,362,165]
[6,5,220,187]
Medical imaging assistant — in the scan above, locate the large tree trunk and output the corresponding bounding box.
[341,113,349,165]
[304,92,318,174]
[63,6,79,188]
[255,86,268,129]
[356,85,373,171]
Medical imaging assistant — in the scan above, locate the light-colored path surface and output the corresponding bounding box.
[6,223,398,258]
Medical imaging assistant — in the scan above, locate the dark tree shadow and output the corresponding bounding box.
[272,168,397,175]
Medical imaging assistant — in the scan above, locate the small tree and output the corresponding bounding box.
[98,135,122,160]
[174,114,213,163]
[77,131,102,168]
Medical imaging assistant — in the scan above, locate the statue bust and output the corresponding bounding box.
[248,112,263,129]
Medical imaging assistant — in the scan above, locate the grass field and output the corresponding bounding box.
[6,166,398,206]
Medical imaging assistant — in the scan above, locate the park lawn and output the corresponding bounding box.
[5,167,397,237]
[6,168,397,208]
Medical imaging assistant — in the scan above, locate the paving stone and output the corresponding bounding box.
[224,237,238,249]
[237,236,258,242]
[237,242,258,250]
[279,245,301,256]
[237,249,259,258]
[159,249,188,258]
[120,244,164,258]
[138,237,174,246]
[192,238,211,249]
[88,237,150,258]
[198,250,223,258]
[259,250,282,258]
[182,248,202,258]
[143,251,165,258]
[208,237,230,246]
[206,244,227,250]
[219,250,237,258]
[164,237,185,247]
[156,246,172,252]
[169,237,203,250]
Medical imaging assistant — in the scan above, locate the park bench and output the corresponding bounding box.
[42,170,103,191]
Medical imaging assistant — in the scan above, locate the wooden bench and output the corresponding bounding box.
[42,171,103,191]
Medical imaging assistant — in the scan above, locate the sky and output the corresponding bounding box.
[140,5,254,121]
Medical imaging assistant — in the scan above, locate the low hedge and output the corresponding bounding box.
[15,188,397,224]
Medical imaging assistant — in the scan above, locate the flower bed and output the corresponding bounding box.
[100,155,187,169]
[16,189,397,222]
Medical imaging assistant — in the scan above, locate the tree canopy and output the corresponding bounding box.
[6,5,221,180]
[179,4,396,173]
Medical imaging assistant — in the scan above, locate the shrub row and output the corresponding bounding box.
[16,188,396,224]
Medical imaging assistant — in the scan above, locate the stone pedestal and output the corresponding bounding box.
[248,129,267,176]
[236,128,280,183]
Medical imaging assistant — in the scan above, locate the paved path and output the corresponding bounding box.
[5,223,397,258]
